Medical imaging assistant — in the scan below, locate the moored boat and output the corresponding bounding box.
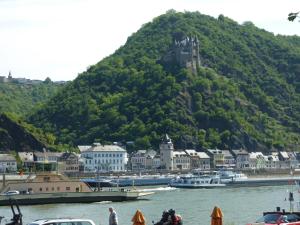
[169,174,225,188]
[0,172,154,206]
[82,174,175,187]
[218,170,248,183]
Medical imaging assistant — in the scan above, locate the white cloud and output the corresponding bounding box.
[0,0,299,81]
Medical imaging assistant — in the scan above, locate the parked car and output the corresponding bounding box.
[27,218,96,225]
[247,212,300,225]
[0,190,20,196]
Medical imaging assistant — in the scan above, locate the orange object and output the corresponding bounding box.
[211,206,223,225]
[132,210,146,225]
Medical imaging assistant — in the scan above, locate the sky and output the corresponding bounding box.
[0,0,299,81]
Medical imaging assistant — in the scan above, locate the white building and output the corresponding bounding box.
[265,153,280,169]
[249,152,266,170]
[173,151,190,171]
[80,143,128,172]
[0,154,17,173]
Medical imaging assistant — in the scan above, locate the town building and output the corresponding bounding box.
[18,152,34,171]
[206,149,224,169]
[265,153,280,169]
[185,149,210,170]
[34,151,62,163]
[173,150,190,171]
[131,150,157,171]
[249,152,266,170]
[231,149,249,169]
[58,152,80,175]
[80,143,128,172]
[0,154,17,173]
[222,150,235,168]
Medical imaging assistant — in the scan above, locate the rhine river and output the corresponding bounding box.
[0,185,298,225]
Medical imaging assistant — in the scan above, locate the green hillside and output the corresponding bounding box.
[28,11,300,151]
[0,113,74,152]
[0,80,65,117]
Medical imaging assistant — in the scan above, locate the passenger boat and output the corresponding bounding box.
[218,170,248,183]
[169,174,226,188]
[0,172,154,206]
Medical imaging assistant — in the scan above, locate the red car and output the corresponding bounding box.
[247,212,300,225]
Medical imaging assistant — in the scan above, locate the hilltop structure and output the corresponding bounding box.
[163,36,201,74]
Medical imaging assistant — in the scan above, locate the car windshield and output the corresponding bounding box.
[256,214,281,224]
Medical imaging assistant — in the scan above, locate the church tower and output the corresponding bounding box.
[159,134,174,170]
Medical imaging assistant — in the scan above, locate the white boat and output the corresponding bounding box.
[169,174,226,188]
[218,170,248,183]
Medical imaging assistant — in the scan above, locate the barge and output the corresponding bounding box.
[0,172,154,206]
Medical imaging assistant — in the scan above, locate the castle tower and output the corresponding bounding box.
[174,36,201,75]
[159,134,174,170]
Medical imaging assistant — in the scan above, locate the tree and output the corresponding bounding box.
[288,12,299,22]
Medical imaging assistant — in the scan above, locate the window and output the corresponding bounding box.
[57,187,60,191]
[66,187,70,191]
[39,188,42,192]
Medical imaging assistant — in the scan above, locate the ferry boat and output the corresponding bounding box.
[169,174,226,188]
[0,172,154,206]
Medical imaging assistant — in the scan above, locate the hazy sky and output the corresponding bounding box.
[1,0,299,81]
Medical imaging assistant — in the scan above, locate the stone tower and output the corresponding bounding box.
[163,36,201,75]
[159,134,174,170]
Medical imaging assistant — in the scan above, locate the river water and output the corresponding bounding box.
[0,185,298,225]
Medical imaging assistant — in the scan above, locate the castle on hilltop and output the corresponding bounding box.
[163,36,201,74]
[0,71,13,83]
[0,71,51,85]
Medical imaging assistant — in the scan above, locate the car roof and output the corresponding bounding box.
[29,218,95,225]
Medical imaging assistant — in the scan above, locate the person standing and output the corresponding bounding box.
[109,207,118,225]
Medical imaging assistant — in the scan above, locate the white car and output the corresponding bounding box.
[0,190,20,196]
[27,218,96,225]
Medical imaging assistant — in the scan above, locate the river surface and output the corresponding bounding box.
[0,185,298,225]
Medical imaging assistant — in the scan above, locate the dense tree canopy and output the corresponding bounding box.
[0,81,65,117]
[28,11,300,152]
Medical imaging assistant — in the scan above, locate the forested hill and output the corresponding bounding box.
[0,80,66,117]
[29,11,300,152]
[0,113,52,152]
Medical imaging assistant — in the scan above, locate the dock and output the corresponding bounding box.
[227,176,300,187]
